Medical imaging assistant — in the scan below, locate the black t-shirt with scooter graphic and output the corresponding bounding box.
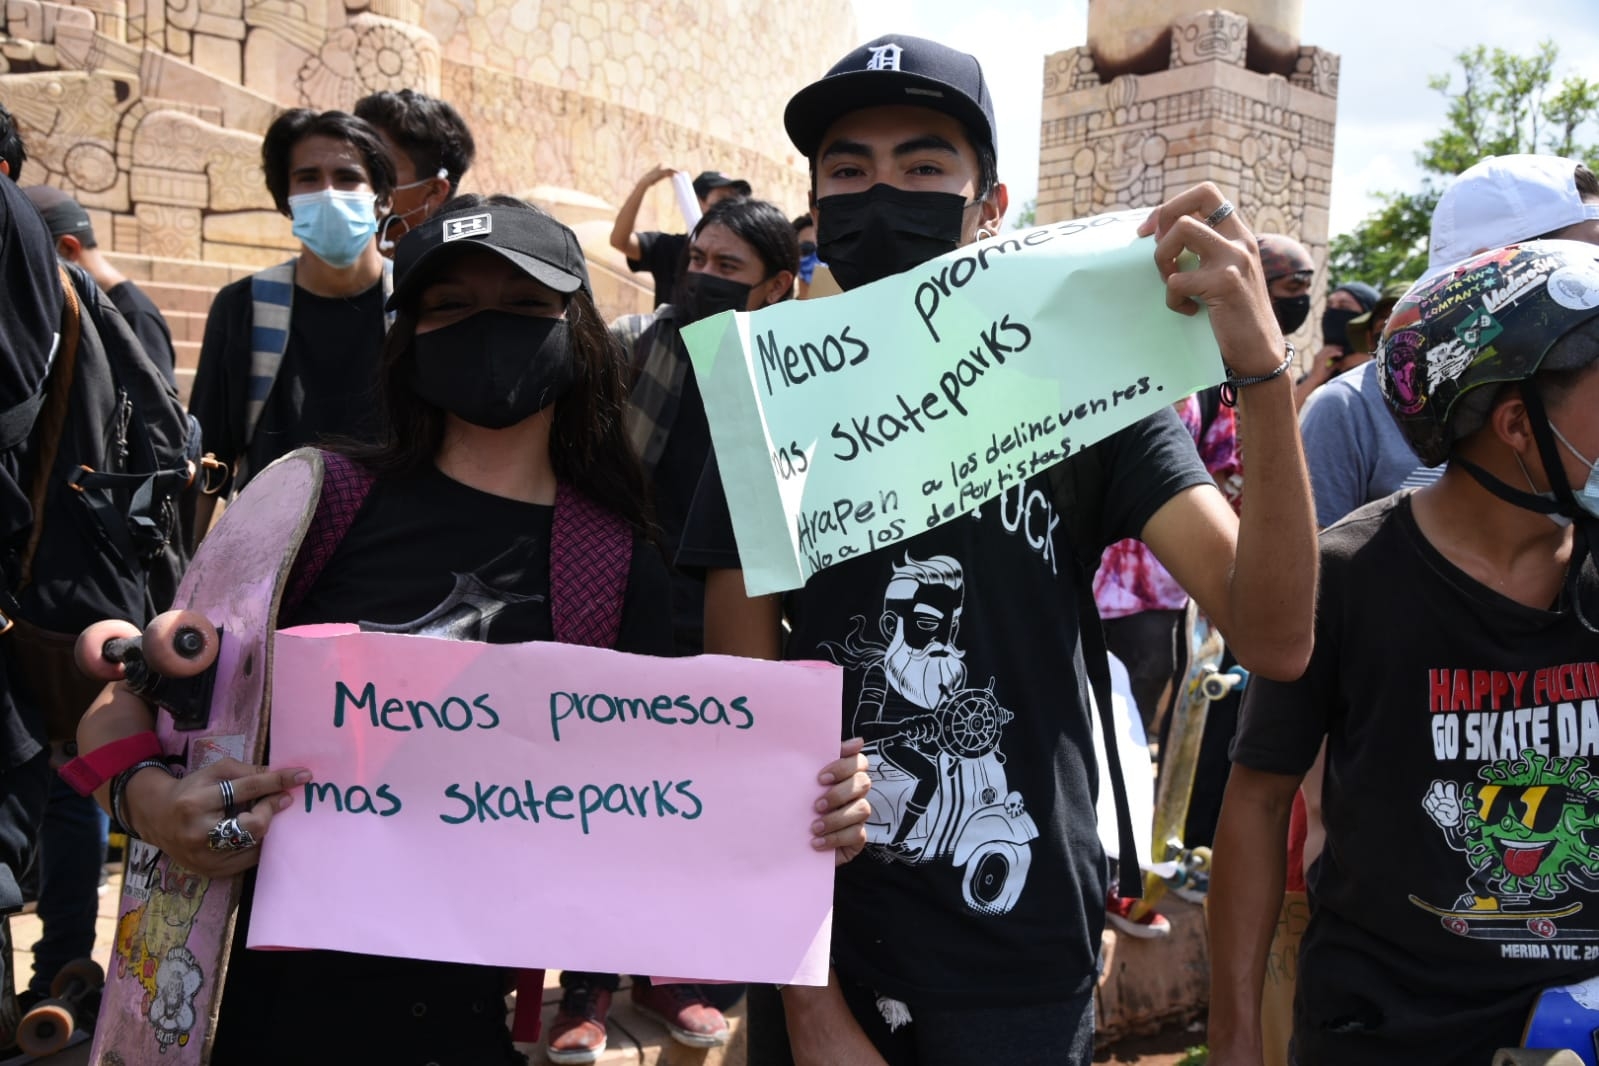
[681,408,1208,1008]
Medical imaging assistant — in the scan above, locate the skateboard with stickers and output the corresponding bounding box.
[73,450,322,1066]
[1128,601,1246,921]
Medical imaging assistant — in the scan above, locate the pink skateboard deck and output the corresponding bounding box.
[90,449,322,1065]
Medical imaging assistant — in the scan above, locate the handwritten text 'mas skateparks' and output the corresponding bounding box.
[254,629,841,984]
[308,679,755,834]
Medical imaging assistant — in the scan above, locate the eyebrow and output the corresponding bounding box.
[818,133,962,164]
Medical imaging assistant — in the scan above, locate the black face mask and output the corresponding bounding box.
[677,271,753,325]
[1321,305,1362,350]
[815,184,970,291]
[1272,294,1310,335]
[411,311,575,429]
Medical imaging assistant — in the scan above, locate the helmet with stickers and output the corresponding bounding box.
[1377,240,1599,467]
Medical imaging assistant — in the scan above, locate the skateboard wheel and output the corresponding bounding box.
[50,957,104,999]
[75,620,142,682]
[16,998,74,1056]
[1443,916,1470,935]
[142,610,219,677]
[1188,846,1213,872]
[1528,917,1557,939]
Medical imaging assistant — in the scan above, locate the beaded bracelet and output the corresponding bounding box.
[110,758,175,840]
[1220,342,1296,408]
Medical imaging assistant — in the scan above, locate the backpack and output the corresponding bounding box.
[1,263,197,740]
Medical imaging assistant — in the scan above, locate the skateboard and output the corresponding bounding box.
[1129,601,1244,920]
[1408,896,1585,941]
[75,450,322,1065]
[1522,976,1599,1065]
[14,959,103,1058]
[1498,1051,1587,1066]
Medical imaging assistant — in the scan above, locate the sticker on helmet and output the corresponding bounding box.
[1547,263,1599,311]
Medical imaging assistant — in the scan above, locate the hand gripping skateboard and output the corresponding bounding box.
[76,450,322,1066]
[1129,601,1246,921]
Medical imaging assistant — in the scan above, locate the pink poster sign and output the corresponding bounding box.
[248,625,842,985]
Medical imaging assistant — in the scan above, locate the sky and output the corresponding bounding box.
[847,0,1599,238]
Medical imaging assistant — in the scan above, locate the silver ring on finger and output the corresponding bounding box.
[1202,199,1236,228]
[218,778,238,819]
[206,815,257,852]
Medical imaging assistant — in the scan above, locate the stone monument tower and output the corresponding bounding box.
[1037,1,1339,353]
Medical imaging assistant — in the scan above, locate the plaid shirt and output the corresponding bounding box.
[613,305,687,474]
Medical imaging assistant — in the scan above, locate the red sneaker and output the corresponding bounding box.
[547,980,612,1064]
[630,981,730,1048]
[1106,891,1172,939]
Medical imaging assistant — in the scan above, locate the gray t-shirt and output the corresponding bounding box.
[1300,360,1441,528]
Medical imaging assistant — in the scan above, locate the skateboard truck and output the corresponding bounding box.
[97,626,223,732]
[1199,665,1249,702]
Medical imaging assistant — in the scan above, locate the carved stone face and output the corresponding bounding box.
[1243,132,1292,195]
[1091,130,1167,193]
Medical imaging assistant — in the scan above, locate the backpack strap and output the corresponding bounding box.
[549,483,634,647]
[514,483,632,1037]
[16,266,85,591]
[280,450,377,619]
[1047,448,1144,899]
[246,259,297,452]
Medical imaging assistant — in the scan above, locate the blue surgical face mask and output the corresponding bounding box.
[290,188,378,268]
[1549,422,1599,520]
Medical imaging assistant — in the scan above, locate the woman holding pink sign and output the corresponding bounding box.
[69,195,871,1065]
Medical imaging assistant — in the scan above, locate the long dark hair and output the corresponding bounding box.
[692,198,800,300]
[346,193,652,536]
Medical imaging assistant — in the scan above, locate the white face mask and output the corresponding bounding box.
[1515,452,1573,527]
[378,168,448,253]
[1549,422,1599,520]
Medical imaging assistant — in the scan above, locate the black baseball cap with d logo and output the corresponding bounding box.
[783,34,998,161]
[387,200,592,312]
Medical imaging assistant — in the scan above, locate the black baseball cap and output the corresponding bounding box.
[784,34,997,161]
[388,201,591,311]
[22,184,96,246]
[692,170,751,200]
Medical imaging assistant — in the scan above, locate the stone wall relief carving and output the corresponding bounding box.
[1169,9,1247,68]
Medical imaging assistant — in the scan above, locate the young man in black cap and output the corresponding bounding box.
[679,33,1317,1066]
[22,185,177,384]
[608,164,750,308]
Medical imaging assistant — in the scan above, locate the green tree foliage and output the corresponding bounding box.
[1329,41,1599,287]
[1010,197,1037,230]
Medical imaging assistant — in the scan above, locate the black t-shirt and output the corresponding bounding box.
[107,279,176,386]
[642,312,712,652]
[1233,495,1599,1066]
[213,464,673,1065]
[680,408,1210,1007]
[627,231,687,309]
[188,274,385,494]
[0,175,60,776]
